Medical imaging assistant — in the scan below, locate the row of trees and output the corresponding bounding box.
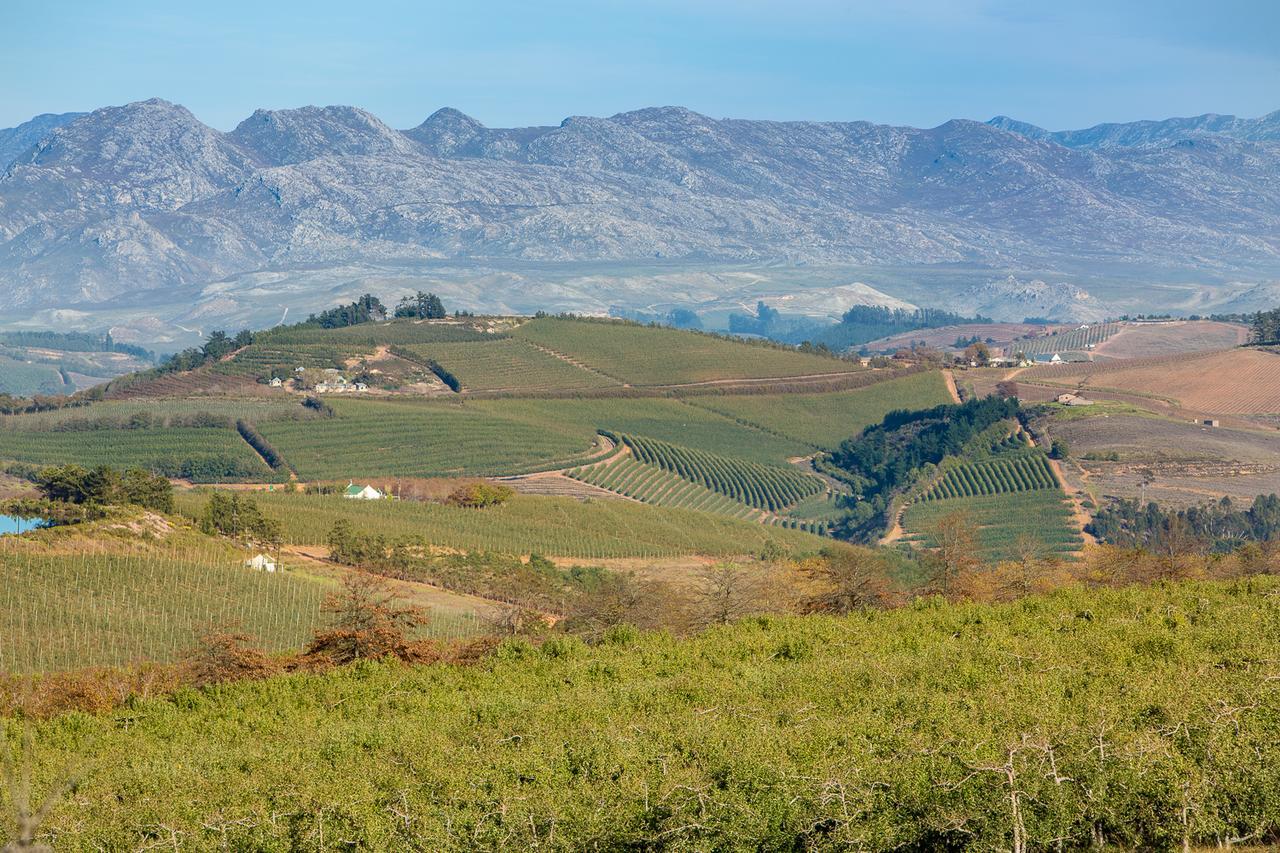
[1250,307,1280,344]
[1087,494,1280,552]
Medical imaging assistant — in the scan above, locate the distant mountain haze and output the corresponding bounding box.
[0,99,1277,325]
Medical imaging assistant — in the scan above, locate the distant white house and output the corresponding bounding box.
[1033,353,1064,364]
[269,377,284,387]
[343,483,384,500]
[244,553,277,572]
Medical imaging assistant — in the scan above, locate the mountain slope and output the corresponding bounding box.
[0,111,84,170]
[989,110,1280,148]
[0,100,1277,317]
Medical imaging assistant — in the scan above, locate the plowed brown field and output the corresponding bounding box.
[1021,349,1280,415]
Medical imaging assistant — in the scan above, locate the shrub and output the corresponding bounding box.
[445,482,514,508]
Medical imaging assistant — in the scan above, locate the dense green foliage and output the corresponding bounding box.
[11,578,1280,849]
[34,464,173,513]
[1087,494,1280,551]
[818,305,991,350]
[392,291,446,320]
[1250,306,1280,344]
[829,396,1022,538]
[0,330,152,360]
[304,294,387,329]
[618,433,823,512]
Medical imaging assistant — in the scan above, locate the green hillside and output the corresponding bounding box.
[512,317,856,385]
[13,577,1278,849]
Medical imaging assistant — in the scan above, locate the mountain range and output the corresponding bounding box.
[0,100,1277,336]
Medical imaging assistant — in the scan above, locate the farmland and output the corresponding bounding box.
[1012,321,1121,357]
[254,398,601,479]
[858,322,1052,353]
[617,433,824,512]
[1020,348,1280,415]
[0,398,313,431]
[567,457,761,520]
[254,318,506,346]
[0,426,277,482]
[901,489,1083,561]
[1091,320,1248,359]
[0,540,328,674]
[174,490,828,559]
[396,338,618,393]
[688,370,951,449]
[0,354,65,395]
[919,451,1059,501]
[512,317,856,385]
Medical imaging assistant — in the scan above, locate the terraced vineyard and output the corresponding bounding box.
[396,339,618,393]
[1013,321,1122,357]
[568,457,761,520]
[918,451,1059,501]
[214,343,366,377]
[175,491,828,559]
[901,489,1083,561]
[618,433,825,512]
[512,317,856,386]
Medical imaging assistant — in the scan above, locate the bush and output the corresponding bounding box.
[445,482,514,508]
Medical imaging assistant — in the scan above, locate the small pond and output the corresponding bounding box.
[0,515,48,536]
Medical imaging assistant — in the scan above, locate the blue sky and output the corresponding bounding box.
[3,0,1277,131]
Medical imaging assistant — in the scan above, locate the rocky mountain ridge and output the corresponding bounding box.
[0,100,1277,320]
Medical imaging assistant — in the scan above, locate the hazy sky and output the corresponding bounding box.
[3,0,1277,131]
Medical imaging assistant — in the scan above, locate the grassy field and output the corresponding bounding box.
[512,317,856,385]
[0,427,276,482]
[11,577,1280,849]
[174,490,827,559]
[397,339,617,393]
[688,370,951,449]
[0,540,328,674]
[901,489,1083,561]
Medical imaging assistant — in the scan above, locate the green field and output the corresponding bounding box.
[254,398,600,479]
[902,489,1083,560]
[0,354,65,395]
[397,339,617,393]
[0,427,276,482]
[568,457,761,520]
[213,342,365,377]
[0,544,328,673]
[0,398,312,431]
[688,370,951,449]
[919,451,1059,501]
[617,433,823,512]
[13,578,1279,849]
[174,491,827,559]
[512,317,855,385]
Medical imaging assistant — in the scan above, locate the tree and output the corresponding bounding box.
[446,482,513,508]
[923,510,982,600]
[995,379,1020,399]
[183,628,277,687]
[1049,439,1070,460]
[394,291,446,320]
[201,492,281,545]
[305,573,426,664]
[797,545,898,614]
[963,341,991,366]
[692,563,762,628]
